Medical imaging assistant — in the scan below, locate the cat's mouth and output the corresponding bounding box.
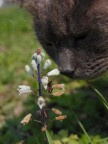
[60,70,75,78]
[60,68,98,80]
[59,67,77,79]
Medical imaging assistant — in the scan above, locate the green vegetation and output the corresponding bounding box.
[0,7,108,144]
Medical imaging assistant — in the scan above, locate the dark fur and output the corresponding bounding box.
[13,0,108,79]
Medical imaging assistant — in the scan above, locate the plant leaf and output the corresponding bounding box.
[45,130,53,144]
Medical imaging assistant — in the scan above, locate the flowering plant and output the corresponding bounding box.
[17,48,67,140]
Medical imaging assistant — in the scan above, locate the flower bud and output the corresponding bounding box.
[32,53,37,60]
[55,115,67,121]
[41,124,47,132]
[20,113,32,125]
[25,65,34,76]
[41,76,49,90]
[31,60,37,71]
[41,52,45,59]
[36,48,41,55]
[52,91,64,97]
[44,59,51,70]
[52,108,62,115]
[37,55,42,64]
[32,49,44,64]
[47,69,60,76]
[52,84,65,90]
[37,96,46,109]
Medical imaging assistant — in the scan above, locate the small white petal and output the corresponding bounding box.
[37,96,46,109]
[32,53,37,59]
[17,85,32,95]
[25,65,34,76]
[31,60,37,71]
[44,59,52,70]
[41,52,45,59]
[37,55,42,64]
[47,69,60,76]
[43,85,47,90]
[17,85,31,91]
[41,76,49,90]
[19,90,32,95]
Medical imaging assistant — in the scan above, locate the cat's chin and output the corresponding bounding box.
[60,70,106,80]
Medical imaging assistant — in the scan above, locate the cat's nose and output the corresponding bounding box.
[59,66,75,76]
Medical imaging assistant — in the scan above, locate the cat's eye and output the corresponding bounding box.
[74,30,89,41]
[46,42,53,47]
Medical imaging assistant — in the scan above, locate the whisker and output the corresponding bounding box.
[90,61,108,74]
[87,57,108,69]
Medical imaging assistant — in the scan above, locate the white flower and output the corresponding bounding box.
[17,85,32,95]
[31,60,37,71]
[37,96,46,109]
[44,59,52,70]
[25,65,34,76]
[41,76,49,90]
[32,53,37,59]
[32,50,44,64]
[41,52,45,59]
[47,69,60,76]
[37,55,42,64]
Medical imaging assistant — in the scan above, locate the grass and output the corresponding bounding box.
[0,7,108,144]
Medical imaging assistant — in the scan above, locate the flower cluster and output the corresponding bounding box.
[17,48,67,131]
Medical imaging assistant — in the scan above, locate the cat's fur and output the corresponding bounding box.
[12,0,108,79]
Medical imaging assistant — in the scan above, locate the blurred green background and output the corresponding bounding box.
[0,6,108,144]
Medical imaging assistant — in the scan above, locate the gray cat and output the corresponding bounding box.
[12,0,108,79]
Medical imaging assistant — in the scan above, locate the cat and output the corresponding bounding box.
[12,0,108,79]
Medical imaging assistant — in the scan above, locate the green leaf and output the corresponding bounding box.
[72,111,93,144]
[35,137,41,144]
[89,83,108,110]
[45,130,53,144]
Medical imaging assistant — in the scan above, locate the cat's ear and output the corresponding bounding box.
[9,0,36,15]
